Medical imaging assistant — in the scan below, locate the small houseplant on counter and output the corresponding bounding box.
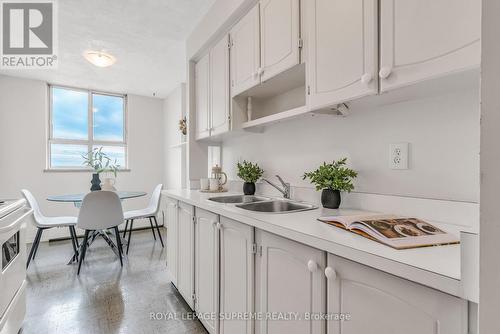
[303,158,357,209]
[237,160,264,195]
[82,147,120,191]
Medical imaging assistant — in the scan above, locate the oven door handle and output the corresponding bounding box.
[0,209,32,234]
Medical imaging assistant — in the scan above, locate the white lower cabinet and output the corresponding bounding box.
[166,199,469,334]
[326,254,468,334]
[219,217,254,334]
[177,202,195,309]
[194,208,220,334]
[255,230,325,334]
[165,198,178,286]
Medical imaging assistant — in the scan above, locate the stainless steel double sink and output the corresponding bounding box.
[208,195,317,213]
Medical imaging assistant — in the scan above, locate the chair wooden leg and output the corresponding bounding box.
[123,220,129,238]
[27,228,42,268]
[77,230,90,275]
[126,220,134,255]
[153,216,164,248]
[114,226,123,267]
[149,217,157,240]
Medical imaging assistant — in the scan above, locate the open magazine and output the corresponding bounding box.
[318,214,459,249]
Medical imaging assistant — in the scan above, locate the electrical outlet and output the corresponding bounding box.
[389,143,409,170]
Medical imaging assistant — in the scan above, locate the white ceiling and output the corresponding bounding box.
[0,0,215,98]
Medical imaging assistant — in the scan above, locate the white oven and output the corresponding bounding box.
[0,199,32,334]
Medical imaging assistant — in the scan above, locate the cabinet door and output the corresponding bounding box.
[194,208,219,334]
[326,254,468,334]
[307,0,378,110]
[195,53,210,139]
[210,35,230,136]
[220,217,254,334]
[166,198,178,286]
[255,230,325,334]
[379,0,481,92]
[177,202,195,309]
[260,0,300,82]
[230,4,261,96]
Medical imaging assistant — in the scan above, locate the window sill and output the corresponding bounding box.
[43,168,131,173]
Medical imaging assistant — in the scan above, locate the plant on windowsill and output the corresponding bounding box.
[237,160,264,195]
[302,158,358,209]
[82,147,120,191]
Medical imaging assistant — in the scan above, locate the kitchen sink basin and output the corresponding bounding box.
[235,200,317,213]
[208,195,271,204]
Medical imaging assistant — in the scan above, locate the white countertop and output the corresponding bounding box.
[163,189,466,298]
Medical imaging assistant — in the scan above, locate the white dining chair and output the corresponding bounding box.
[21,189,80,268]
[76,191,124,275]
[123,184,163,254]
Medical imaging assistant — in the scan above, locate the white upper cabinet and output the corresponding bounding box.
[219,217,254,334]
[165,198,178,286]
[260,0,301,82]
[326,254,467,334]
[177,202,195,309]
[230,4,261,96]
[210,35,230,136]
[379,0,481,92]
[194,208,219,334]
[307,0,378,110]
[255,230,325,334]
[195,34,231,140]
[195,53,210,140]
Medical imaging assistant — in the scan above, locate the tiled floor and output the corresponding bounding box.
[21,228,207,334]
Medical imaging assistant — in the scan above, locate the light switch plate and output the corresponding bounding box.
[389,143,409,170]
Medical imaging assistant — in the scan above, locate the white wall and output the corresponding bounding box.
[187,0,256,59]
[479,0,500,330]
[163,83,186,189]
[0,74,165,240]
[222,88,480,204]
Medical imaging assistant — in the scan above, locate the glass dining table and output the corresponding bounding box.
[47,191,147,263]
[47,191,146,207]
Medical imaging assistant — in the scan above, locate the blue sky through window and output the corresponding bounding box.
[50,87,126,168]
[93,94,124,141]
[50,144,87,167]
[52,88,88,140]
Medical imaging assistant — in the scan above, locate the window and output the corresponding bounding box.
[48,85,127,169]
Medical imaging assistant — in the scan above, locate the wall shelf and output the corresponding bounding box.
[241,105,308,131]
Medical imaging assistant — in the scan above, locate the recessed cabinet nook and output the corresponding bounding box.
[193,0,480,138]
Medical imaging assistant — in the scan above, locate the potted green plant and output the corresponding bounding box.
[303,158,357,209]
[82,147,120,191]
[237,160,264,195]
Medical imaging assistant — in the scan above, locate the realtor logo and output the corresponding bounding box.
[1,0,58,68]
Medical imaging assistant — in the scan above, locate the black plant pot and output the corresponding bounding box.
[90,173,102,191]
[321,189,341,209]
[243,182,256,195]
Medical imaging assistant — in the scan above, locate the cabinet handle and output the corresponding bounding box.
[307,260,318,272]
[324,266,337,280]
[253,71,259,79]
[361,73,372,85]
[258,67,264,76]
[379,67,392,79]
[213,222,222,230]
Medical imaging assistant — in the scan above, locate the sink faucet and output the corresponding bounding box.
[262,175,291,199]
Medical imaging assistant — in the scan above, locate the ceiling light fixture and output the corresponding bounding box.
[83,50,116,67]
